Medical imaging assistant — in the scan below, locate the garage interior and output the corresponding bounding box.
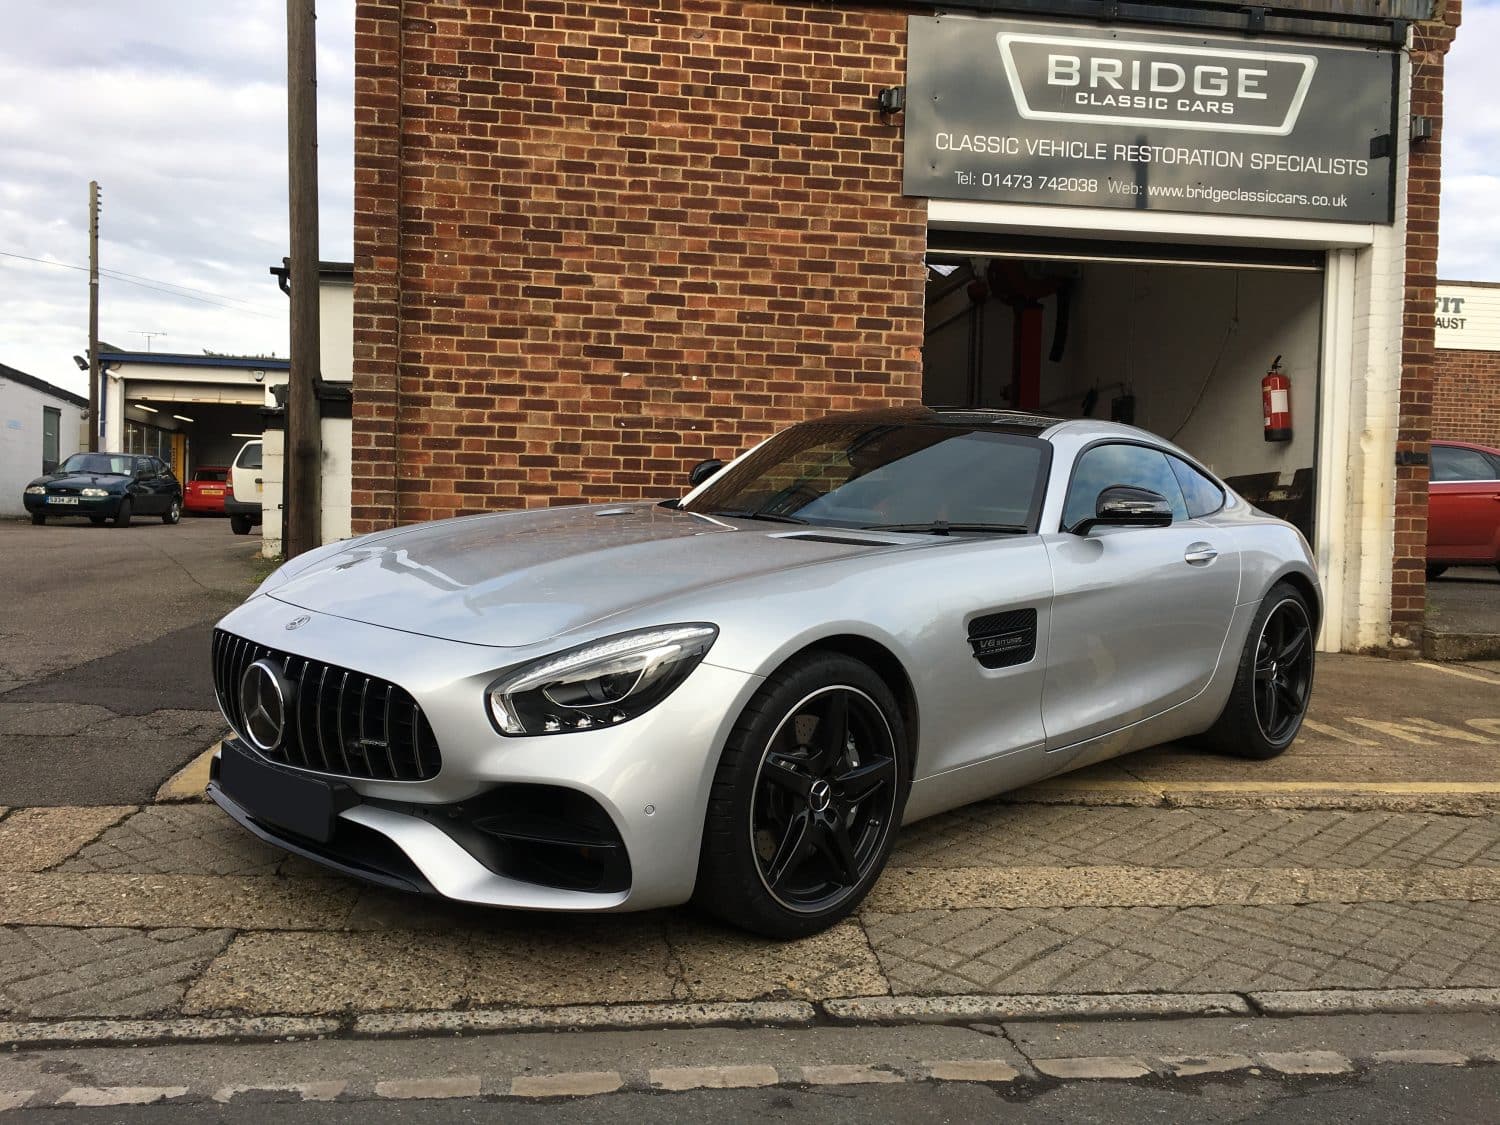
[121,396,262,481]
[923,238,1324,540]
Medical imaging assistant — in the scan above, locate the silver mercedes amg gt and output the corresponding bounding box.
[207,408,1319,937]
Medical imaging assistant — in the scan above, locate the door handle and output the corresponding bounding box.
[1184,543,1218,565]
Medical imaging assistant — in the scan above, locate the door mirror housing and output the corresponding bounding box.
[688,458,725,488]
[1072,485,1174,535]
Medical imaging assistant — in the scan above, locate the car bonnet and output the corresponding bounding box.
[265,503,909,648]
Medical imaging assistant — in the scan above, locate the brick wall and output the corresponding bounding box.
[1434,346,1500,447]
[352,1,925,532]
[1391,0,1462,644]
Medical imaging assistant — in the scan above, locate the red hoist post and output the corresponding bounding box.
[1262,355,1293,443]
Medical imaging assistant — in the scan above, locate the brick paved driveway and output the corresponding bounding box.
[3,776,1500,1021]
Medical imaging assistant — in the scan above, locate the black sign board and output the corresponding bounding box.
[904,16,1397,223]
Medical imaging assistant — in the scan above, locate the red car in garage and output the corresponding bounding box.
[1428,440,1500,578]
[183,466,231,516]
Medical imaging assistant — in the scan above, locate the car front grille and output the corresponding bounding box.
[212,628,441,782]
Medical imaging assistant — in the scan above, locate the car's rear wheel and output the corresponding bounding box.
[1194,581,1315,760]
[30,512,44,526]
[112,498,132,528]
[1428,564,1448,580]
[162,498,182,525]
[230,514,252,536]
[694,652,909,939]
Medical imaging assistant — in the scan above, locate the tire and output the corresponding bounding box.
[1194,581,1315,760]
[89,516,105,526]
[1427,565,1448,580]
[693,651,910,939]
[230,514,252,536]
[162,498,182,525]
[30,511,44,526]
[112,499,132,528]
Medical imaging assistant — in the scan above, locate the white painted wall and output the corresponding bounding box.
[259,274,355,557]
[1058,263,1323,484]
[259,415,353,559]
[319,278,353,382]
[1435,282,1500,352]
[0,378,84,516]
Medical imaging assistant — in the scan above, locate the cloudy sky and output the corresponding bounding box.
[2,2,1497,399]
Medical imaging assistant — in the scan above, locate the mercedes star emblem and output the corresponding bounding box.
[239,658,291,752]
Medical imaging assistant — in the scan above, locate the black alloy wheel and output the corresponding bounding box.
[695,651,910,939]
[1193,580,1316,760]
[1252,596,1314,746]
[750,686,899,914]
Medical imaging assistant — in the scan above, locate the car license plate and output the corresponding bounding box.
[218,741,355,844]
[203,489,224,496]
[46,496,79,505]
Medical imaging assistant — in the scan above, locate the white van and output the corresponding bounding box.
[227,439,263,536]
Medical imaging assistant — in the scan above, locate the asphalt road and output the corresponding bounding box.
[8,1069,1499,1124]
[3,1015,1497,1123]
[0,516,260,804]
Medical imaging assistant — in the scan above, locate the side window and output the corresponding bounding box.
[1431,445,1496,482]
[1168,455,1226,519]
[236,443,263,470]
[1062,444,1189,531]
[135,458,157,479]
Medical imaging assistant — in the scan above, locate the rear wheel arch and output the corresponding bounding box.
[1270,569,1321,635]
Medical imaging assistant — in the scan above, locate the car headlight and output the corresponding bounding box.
[487,624,718,736]
[24,485,45,495]
[81,488,108,497]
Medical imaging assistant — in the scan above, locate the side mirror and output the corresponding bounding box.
[1072,485,1174,535]
[687,458,725,488]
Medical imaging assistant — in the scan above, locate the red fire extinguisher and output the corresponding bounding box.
[1262,356,1292,443]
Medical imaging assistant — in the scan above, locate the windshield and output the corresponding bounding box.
[680,421,1049,532]
[58,453,132,475]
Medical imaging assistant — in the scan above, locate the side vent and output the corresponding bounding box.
[967,608,1037,669]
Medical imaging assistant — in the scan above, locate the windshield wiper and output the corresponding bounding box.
[862,521,1029,536]
[708,509,810,525]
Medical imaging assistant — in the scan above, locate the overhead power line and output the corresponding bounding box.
[0,249,282,318]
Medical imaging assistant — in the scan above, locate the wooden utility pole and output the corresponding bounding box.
[87,181,100,452]
[285,0,322,558]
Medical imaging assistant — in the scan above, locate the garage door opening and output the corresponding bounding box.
[923,239,1324,541]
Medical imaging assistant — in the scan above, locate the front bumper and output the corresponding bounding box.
[24,493,122,516]
[208,598,763,912]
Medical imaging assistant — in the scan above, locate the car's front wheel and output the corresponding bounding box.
[694,652,910,939]
[162,498,182,525]
[1195,581,1315,760]
[30,511,44,526]
[112,499,132,528]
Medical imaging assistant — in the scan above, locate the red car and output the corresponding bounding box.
[183,466,231,516]
[1428,440,1500,578]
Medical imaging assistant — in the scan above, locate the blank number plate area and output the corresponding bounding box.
[219,741,354,843]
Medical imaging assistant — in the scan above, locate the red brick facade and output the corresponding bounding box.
[352,2,1461,650]
[1390,0,1462,644]
[1434,346,1500,448]
[352,1,924,531]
